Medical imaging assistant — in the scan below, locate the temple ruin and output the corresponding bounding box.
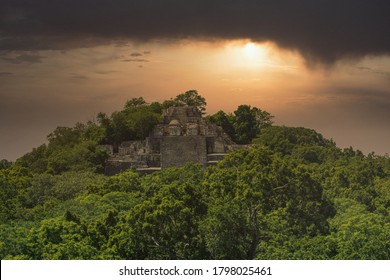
[104,106,245,175]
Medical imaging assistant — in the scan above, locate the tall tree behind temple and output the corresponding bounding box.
[208,105,273,144]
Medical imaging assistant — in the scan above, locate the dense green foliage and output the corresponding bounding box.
[207,105,274,144]
[172,90,207,113]
[1,94,389,260]
[16,123,108,174]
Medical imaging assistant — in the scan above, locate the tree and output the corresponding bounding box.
[31,217,98,259]
[46,141,108,174]
[206,110,236,141]
[124,97,146,109]
[126,108,161,139]
[97,101,161,149]
[328,198,390,259]
[0,223,32,259]
[253,126,335,155]
[46,126,83,151]
[233,105,273,144]
[123,164,208,259]
[16,145,48,174]
[200,198,249,259]
[252,107,274,131]
[162,99,177,109]
[174,90,207,113]
[0,160,12,170]
[0,166,31,222]
[202,146,334,259]
[207,106,273,144]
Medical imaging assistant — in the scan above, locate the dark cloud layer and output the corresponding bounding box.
[1,0,389,64]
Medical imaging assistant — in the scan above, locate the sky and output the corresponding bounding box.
[1,0,389,160]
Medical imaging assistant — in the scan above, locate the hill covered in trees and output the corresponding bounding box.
[1,91,389,259]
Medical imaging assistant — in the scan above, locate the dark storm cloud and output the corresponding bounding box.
[1,0,389,64]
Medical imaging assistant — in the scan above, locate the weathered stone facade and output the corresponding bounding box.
[104,106,245,175]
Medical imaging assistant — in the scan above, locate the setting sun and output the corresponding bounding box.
[243,42,259,57]
[222,41,271,69]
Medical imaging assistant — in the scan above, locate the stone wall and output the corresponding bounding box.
[163,106,201,125]
[161,136,207,168]
[118,140,146,156]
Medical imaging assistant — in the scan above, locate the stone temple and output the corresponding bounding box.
[104,106,245,175]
